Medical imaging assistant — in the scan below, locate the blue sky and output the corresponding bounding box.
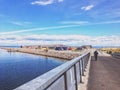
[0,0,120,46]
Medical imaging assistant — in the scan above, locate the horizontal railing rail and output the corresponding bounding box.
[14,51,91,90]
[112,52,120,58]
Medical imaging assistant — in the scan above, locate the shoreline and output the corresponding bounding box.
[1,48,87,60]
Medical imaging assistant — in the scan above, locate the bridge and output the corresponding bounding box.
[14,49,120,90]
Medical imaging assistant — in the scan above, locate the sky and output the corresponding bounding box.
[0,0,120,46]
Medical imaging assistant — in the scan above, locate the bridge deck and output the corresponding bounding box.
[87,53,120,90]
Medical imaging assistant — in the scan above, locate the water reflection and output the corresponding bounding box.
[0,49,66,90]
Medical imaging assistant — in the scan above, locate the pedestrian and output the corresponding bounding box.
[94,50,98,61]
[20,45,23,48]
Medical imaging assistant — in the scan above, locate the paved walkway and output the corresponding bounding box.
[87,53,120,90]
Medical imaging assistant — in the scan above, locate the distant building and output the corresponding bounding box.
[81,45,92,49]
[55,46,68,51]
[76,47,83,50]
[22,44,92,51]
[22,44,68,50]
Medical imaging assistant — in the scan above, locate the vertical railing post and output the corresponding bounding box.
[79,60,82,83]
[64,72,68,90]
[84,55,87,68]
[81,58,85,76]
[74,64,78,90]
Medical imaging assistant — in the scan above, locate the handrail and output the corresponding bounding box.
[112,52,120,58]
[14,51,91,90]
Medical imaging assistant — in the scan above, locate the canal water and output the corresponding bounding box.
[0,49,66,90]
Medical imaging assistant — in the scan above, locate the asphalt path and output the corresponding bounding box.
[87,53,120,90]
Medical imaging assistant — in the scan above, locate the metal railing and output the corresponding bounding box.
[14,51,91,90]
[112,52,120,59]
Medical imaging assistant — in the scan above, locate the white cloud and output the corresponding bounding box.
[0,35,120,46]
[10,21,31,26]
[87,0,120,19]
[31,0,54,6]
[0,25,79,35]
[31,0,64,6]
[81,5,94,11]
[61,20,120,25]
[98,20,120,24]
[61,21,89,25]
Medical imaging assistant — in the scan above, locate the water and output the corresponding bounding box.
[0,46,20,48]
[93,46,120,48]
[0,49,65,90]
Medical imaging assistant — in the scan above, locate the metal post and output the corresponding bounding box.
[64,72,68,90]
[81,58,85,76]
[74,64,78,90]
[79,60,82,83]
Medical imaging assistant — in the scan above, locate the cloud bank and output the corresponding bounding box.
[0,35,120,46]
